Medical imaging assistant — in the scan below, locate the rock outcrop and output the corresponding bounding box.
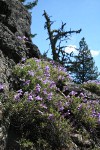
[0,0,41,85]
[0,0,100,150]
[0,0,40,63]
[0,0,41,149]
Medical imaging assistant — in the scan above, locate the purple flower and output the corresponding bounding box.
[59,106,64,111]
[24,80,30,86]
[67,74,73,80]
[0,84,4,92]
[43,89,47,95]
[48,114,54,120]
[49,81,56,89]
[50,60,55,65]
[45,65,50,72]
[58,75,65,81]
[65,102,70,106]
[35,84,41,93]
[28,95,33,101]
[21,57,26,63]
[44,65,50,77]
[17,36,28,41]
[97,113,100,123]
[17,36,22,40]
[23,36,28,40]
[14,89,23,101]
[47,92,53,101]
[92,109,99,117]
[83,99,87,103]
[35,96,42,101]
[43,79,50,84]
[17,89,23,94]
[77,104,82,110]
[80,92,84,97]
[58,75,62,80]
[28,70,34,77]
[56,101,62,107]
[66,95,70,98]
[34,58,40,63]
[69,91,77,96]
[14,93,21,101]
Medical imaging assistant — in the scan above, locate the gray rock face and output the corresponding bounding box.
[0,0,41,63]
[0,0,41,92]
[0,0,41,94]
[0,0,41,149]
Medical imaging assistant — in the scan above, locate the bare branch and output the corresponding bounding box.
[43,10,81,63]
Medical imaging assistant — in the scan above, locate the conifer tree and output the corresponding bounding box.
[19,0,38,10]
[71,37,99,83]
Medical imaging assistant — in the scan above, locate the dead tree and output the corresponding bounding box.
[43,10,81,64]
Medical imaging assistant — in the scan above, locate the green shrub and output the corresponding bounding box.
[4,58,100,149]
[6,58,71,149]
[82,80,100,95]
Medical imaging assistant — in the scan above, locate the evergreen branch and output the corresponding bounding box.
[24,0,38,10]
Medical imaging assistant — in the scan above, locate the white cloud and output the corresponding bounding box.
[91,50,100,57]
[65,45,78,54]
[65,46,100,57]
[65,45,76,53]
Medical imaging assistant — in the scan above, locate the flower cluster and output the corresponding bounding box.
[83,80,100,97]
[8,57,100,149]
[13,58,100,126]
[13,58,69,120]
[59,89,100,128]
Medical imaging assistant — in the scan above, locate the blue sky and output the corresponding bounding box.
[29,0,100,71]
